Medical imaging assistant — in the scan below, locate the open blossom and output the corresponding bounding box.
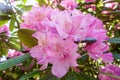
[21,6,54,32]
[82,14,113,63]
[99,64,120,80]
[60,0,78,10]
[47,35,80,77]
[30,31,80,78]
[85,41,113,63]
[30,32,49,70]
[48,10,89,41]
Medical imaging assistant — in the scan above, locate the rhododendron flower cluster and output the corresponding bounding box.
[21,6,113,78]
[99,64,120,80]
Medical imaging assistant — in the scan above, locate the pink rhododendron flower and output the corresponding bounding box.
[82,14,113,62]
[99,64,120,80]
[30,31,80,78]
[7,49,22,58]
[48,10,89,41]
[86,29,108,41]
[60,0,78,10]
[47,37,80,78]
[30,45,49,70]
[21,6,54,32]
[85,41,113,63]
[49,12,107,42]
[30,32,49,70]
[85,0,96,2]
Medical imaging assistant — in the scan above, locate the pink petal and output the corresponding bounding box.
[52,62,69,78]
[101,53,114,63]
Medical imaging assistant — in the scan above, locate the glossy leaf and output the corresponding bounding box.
[0,53,31,71]
[81,38,96,43]
[65,72,97,80]
[36,0,46,6]
[76,72,97,80]
[9,17,16,31]
[108,11,120,15]
[113,53,120,59]
[18,29,38,48]
[65,72,78,80]
[21,5,32,12]
[0,20,8,26]
[19,70,40,80]
[41,73,60,80]
[108,38,120,44]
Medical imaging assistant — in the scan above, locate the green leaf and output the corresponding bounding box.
[108,38,120,44]
[9,17,16,31]
[37,0,47,6]
[115,0,120,2]
[8,37,21,50]
[65,72,97,80]
[76,72,97,80]
[0,53,31,71]
[57,5,65,11]
[0,15,11,21]
[5,41,20,50]
[0,20,8,26]
[95,0,101,4]
[23,0,27,4]
[0,45,8,56]
[19,70,40,80]
[113,53,120,59]
[108,11,120,15]
[65,72,78,80]
[21,5,32,12]
[81,38,96,43]
[78,55,88,63]
[18,29,38,48]
[76,0,83,3]
[41,73,60,80]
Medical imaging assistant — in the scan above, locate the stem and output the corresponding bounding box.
[81,53,87,58]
